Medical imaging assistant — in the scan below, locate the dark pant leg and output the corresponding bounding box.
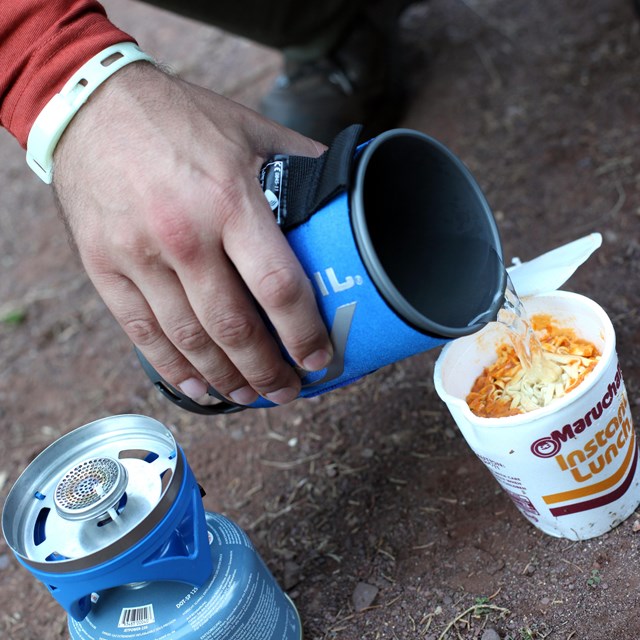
[139,0,367,55]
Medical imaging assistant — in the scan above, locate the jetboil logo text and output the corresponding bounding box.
[300,265,363,388]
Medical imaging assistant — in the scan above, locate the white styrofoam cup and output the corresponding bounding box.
[434,291,640,540]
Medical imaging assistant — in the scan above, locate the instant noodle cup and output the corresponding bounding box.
[434,290,640,540]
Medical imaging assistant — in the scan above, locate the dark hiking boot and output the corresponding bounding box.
[259,4,410,144]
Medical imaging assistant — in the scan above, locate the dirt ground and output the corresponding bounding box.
[2,0,640,638]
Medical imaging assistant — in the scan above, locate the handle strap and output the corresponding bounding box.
[260,124,363,230]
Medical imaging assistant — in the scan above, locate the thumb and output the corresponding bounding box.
[254,117,328,159]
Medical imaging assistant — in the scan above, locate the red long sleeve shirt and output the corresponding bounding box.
[0,1,135,148]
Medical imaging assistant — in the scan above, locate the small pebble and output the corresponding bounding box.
[352,582,378,612]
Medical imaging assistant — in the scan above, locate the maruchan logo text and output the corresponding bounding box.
[530,365,622,458]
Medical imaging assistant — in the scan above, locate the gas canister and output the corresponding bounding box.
[2,414,301,639]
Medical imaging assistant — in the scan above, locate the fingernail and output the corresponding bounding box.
[229,385,259,406]
[302,349,332,372]
[178,377,208,400]
[266,386,299,405]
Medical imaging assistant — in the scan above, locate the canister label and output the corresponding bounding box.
[68,513,301,640]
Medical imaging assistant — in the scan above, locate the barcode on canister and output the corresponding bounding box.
[117,604,155,628]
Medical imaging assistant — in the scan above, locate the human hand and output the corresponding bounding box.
[52,62,332,406]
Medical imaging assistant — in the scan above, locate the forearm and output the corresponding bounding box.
[0,0,135,147]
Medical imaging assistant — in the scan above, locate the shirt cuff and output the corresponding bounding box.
[0,1,137,148]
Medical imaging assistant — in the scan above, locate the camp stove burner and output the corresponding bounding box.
[54,457,128,522]
[2,415,302,638]
[1,415,181,572]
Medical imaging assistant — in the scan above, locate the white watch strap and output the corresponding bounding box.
[26,42,155,184]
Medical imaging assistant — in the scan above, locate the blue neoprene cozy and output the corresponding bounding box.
[278,188,449,399]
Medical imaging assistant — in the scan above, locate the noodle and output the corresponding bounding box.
[466,314,600,418]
